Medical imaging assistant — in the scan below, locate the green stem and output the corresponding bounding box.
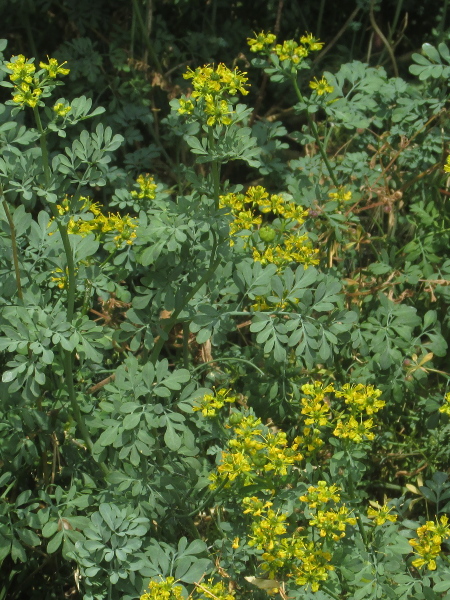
[322,586,341,600]
[131,0,163,72]
[316,0,326,38]
[346,455,369,549]
[1,191,23,301]
[291,77,339,187]
[208,127,221,210]
[191,356,265,376]
[178,475,229,518]
[34,107,77,324]
[33,107,108,476]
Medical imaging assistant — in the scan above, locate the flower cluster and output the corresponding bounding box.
[247,31,277,53]
[242,496,334,591]
[5,54,69,109]
[409,516,450,570]
[140,578,235,600]
[295,382,385,452]
[328,187,352,203]
[49,196,137,247]
[219,186,318,271]
[209,414,303,489]
[131,173,157,202]
[333,383,385,443]
[178,63,249,126]
[251,292,299,312]
[192,388,237,417]
[444,156,450,173]
[367,502,397,526]
[195,580,235,600]
[140,577,183,600]
[53,102,71,117]
[247,31,323,65]
[439,391,450,416]
[299,481,341,507]
[309,505,357,541]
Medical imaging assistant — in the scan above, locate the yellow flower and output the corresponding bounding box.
[439,391,450,416]
[274,40,309,64]
[444,156,450,173]
[140,577,183,600]
[177,98,195,115]
[196,579,235,600]
[328,187,352,202]
[131,173,157,201]
[309,505,356,541]
[367,503,397,526]
[192,388,237,417]
[299,481,341,507]
[300,33,324,51]
[335,383,385,415]
[12,82,43,108]
[309,76,334,95]
[333,415,375,443]
[5,54,35,83]
[204,96,233,126]
[247,31,277,53]
[53,102,71,117]
[39,57,70,78]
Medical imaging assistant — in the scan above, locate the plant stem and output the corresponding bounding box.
[291,77,339,187]
[191,356,265,376]
[316,0,326,38]
[208,127,221,210]
[131,0,162,72]
[1,191,23,301]
[346,456,369,548]
[33,107,77,323]
[33,106,108,475]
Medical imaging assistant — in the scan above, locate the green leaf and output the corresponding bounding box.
[164,420,182,451]
[47,531,64,554]
[177,558,211,583]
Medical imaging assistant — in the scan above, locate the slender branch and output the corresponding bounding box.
[33,106,108,475]
[313,6,360,66]
[291,77,339,187]
[131,0,162,72]
[191,356,265,376]
[369,0,399,77]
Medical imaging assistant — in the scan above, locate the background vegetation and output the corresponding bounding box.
[1,0,450,599]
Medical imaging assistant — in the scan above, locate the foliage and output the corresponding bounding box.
[1,3,450,600]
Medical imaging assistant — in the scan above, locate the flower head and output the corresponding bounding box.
[439,391,450,416]
[131,174,157,201]
[367,503,397,526]
[301,33,325,51]
[140,577,183,600]
[192,388,237,418]
[247,31,277,53]
[53,102,71,117]
[309,76,334,95]
[39,57,70,78]
[5,55,35,83]
[12,82,42,108]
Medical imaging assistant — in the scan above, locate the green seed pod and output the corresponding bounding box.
[259,226,276,243]
[228,412,244,426]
